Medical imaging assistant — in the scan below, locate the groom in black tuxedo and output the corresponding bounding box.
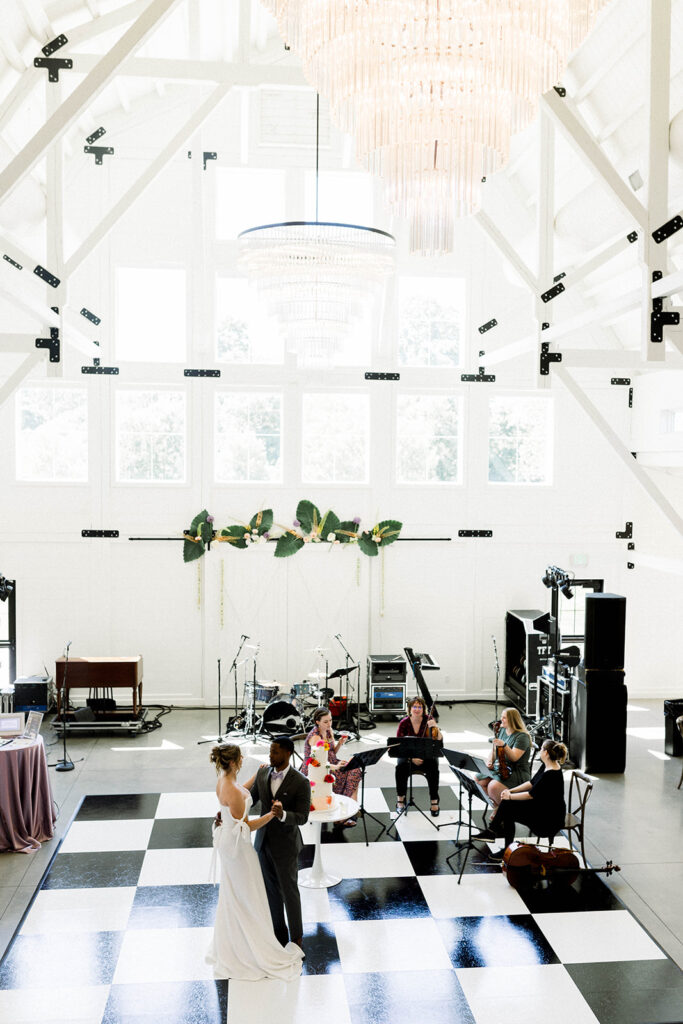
[250,736,311,949]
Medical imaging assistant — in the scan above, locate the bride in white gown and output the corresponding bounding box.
[206,744,303,981]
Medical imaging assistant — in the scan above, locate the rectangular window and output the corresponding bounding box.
[215,168,286,239]
[215,392,283,483]
[302,393,369,483]
[216,277,284,363]
[115,267,186,362]
[398,277,465,367]
[115,390,186,483]
[396,395,461,483]
[488,396,553,484]
[15,387,88,482]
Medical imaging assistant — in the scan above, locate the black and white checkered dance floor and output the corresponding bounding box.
[1,784,681,1024]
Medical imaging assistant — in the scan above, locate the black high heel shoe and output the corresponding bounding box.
[430,800,440,817]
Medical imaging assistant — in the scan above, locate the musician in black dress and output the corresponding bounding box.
[394,697,442,817]
[474,738,567,859]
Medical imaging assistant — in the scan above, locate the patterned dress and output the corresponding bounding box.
[302,727,362,799]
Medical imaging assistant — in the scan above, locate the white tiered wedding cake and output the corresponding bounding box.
[308,737,337,811]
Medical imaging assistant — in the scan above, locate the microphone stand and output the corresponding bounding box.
[334,634,360,739]
[492,635,500,720]
[55,642,74,772]
[198,655,231,745]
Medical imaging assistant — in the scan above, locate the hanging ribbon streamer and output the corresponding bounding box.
[380,545,386,618]
[356,556,361,587]
[197,559,202,610]
[220,559,225,630]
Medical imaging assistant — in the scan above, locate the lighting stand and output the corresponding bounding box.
[55,641,74,772]
[333,633,361,739]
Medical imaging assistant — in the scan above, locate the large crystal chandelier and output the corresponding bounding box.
[263,0,610,254]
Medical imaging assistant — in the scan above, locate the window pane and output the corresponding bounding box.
[396,395,461,483]
[116,390,186,483]
[488,397,553,484]
[398,277,465,367]
[16,387,88,482]
[302,394,369,483]
[215,393,283,483]
[216,168,286,239]
[115,268,186,362]
[216,278,284,363]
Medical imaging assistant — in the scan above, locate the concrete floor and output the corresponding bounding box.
[1,698,681,969]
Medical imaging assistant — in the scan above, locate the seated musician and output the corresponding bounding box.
[476,707,531,810]
[474,738,568,859]
[302,707,361,827]
[395,697,442,817]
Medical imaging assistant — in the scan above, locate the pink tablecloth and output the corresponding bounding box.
[0,736,56,853]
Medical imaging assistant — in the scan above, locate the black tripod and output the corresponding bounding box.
[55,641,74,772]
[386,736,443,837]
[337,745,389,845]
[445,765,493,883]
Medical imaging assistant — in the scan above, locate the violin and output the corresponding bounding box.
[502,841,620,891]
[427,702,440,740]
[492,720,511,781]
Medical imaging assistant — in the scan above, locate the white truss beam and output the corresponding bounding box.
[559,234,638,293]
[0,334,36,353]
[0,351,45,410]
[0,0,185,204]
[66,0,149,46]
[64,82,232,277]
[71,53,305,86]
[0,68,40,135]
[474,211,540,294]
[541,289,641,344]
[556,366,683,538]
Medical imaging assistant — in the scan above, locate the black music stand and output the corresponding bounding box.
[329,664,361,737]
[443,762,494,883]
[439,747,490,831]
[337,745,390,845]
[386,736,443,836]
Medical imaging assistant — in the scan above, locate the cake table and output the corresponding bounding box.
[298,794,359,889]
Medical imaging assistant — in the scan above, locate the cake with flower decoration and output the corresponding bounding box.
[306,738,337,811]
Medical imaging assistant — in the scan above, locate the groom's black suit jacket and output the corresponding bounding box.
[250,764,310,859]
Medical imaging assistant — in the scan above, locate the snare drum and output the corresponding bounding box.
[254,682,279,703]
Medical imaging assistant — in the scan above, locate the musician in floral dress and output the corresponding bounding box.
[302,707,361,827]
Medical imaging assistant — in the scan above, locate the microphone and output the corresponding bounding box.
[241,634,249,640]
[65,640,72,650]
[334,633,341,639]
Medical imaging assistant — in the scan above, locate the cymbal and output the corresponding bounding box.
[308,671,328,679]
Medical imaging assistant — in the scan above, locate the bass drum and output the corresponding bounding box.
[261,699,304,736]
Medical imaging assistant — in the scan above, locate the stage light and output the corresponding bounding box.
[559,579,574,599]
[541,571,553,588]
[0,576,14,602]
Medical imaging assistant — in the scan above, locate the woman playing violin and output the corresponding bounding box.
[395,696,442,818]
[476,706,531,810]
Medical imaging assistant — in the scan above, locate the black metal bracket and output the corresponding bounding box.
[541,281,565,303]
[36,327,60,363]
[86,127,106,145]
[616,521,633,539]
[34,56,72,82]
[3,254,22,270]
[627,230,638,243]
[554,272,566,282]
[81,530,119,538]
[42,34,68,56]
[461,366,495,383]
[187,151,218,170]
[84,145,114,165]
[478,318,497,334]
[611,378,631,385]
[80,307,101,325]
[458,530,493,538]
[652,214,683,244]
[627,542,635,551]
[650,271,680,341]
[554,85,567,97]
[365,372,400,381]
[81,365,119,375]
[540,341,562,375]
[33,265,60,288]
[184,369,221,378]
[627,562,634,570]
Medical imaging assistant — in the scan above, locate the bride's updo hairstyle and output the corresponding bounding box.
[210,744,241,775]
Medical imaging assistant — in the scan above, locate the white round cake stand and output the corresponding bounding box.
[298,795,360,889]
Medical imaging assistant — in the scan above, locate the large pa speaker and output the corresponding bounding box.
[571,673,627,773]
[584,593,626,670]
[13,676,49,712]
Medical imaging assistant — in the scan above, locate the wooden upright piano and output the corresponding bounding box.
[55,656,143,719]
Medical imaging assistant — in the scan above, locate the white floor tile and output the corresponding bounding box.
[299,885,332,924]
[394,807,469,841]
[138,847,215,887]
[533,909,667,963]
[456,964,600,1024]
[334,918,452,973]
[299,841,415,881]
[155,791,219,819]
[0,985,110,1024]
[21,887,136,935]
[358,786,390,813]
[113,926,215,984]
[418,873,528,918]
[227,973,351,1024]
[59,819,154,853]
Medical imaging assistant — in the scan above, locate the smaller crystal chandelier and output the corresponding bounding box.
[238,95,396,366]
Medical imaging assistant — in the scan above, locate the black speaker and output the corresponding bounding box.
[571,673,627,773]
[13,677,49,712]
[584,593,626,670]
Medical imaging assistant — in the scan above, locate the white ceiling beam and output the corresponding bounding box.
[535,109,555,387]
[0,68,40,135]
[70,53,306,86]
[64,82,232,277]
[560,349,683,369]
[541,88,647,231]
[65,0,149,46]
[474,211,540,294]
[556,366,683,538]
[0,262,98,359]
[573,22,643,103]
[542,289,641,344]
[16,0,54,44]
[652,267,683,300]
[0,0,185,205]
[0,334,37,353]
[482,334,536,367]
[0,351,45,410]
[630,554,683,577]
[560,234,638,292]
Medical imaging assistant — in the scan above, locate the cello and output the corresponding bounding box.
[502,841,620,891]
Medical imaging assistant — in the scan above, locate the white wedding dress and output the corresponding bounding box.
[206,791,303,981]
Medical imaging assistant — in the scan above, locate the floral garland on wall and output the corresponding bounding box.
[183,500,402,563]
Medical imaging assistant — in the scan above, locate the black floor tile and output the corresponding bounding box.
[344,968,475,1024]
[128,884,219,929]
[566,958,683,996]
[75,794,160,821]
[327,876,430,921]
[301,922,341,975]
[41,850,146,889]
[515,870,625,914]
[103,980,229,1024]
[402,839,498,876]
[436,914,561,968]
[0,930,124,988]
[148,818,213,850]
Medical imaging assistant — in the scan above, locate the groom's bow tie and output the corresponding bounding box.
[271,769,285,781]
